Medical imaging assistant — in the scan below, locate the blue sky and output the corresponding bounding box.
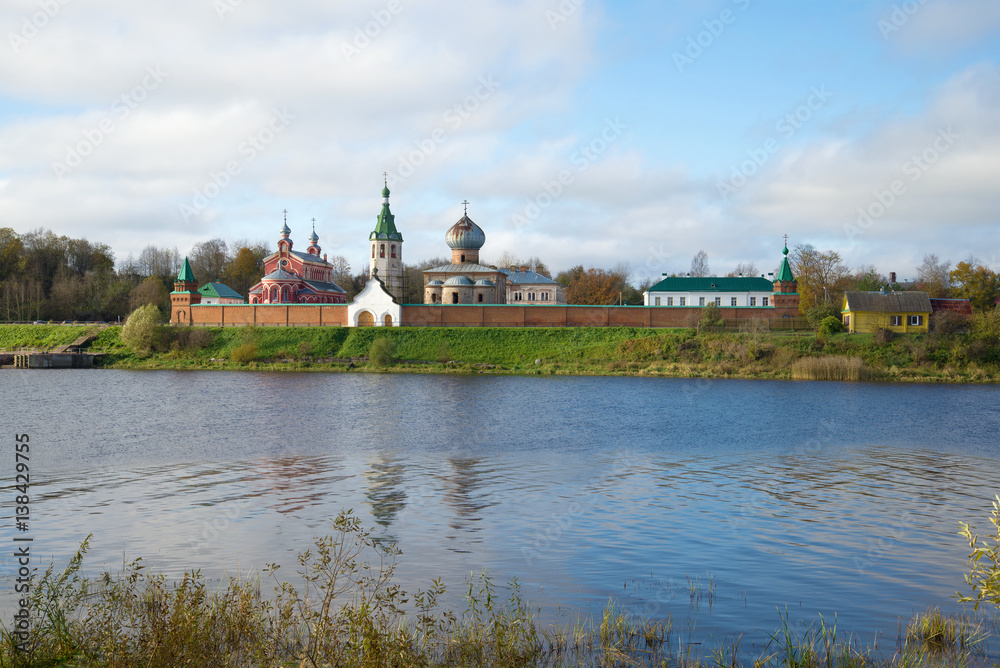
[0,0,997,284]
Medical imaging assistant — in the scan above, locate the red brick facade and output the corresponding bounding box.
[172,302,797,327]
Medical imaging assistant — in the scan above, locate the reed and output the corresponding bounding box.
[791,355,872,381]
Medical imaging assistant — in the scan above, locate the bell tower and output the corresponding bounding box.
[369,176,404,301]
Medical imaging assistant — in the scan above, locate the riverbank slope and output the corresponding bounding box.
[3,324,997,382]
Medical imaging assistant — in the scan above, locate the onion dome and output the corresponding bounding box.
[474,278,495,287]
[308,228,319,244]
[445,214,486,250]
[443,275,474,286]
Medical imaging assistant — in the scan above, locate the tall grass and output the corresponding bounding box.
[791,356,872,381]
[3,514,995,668]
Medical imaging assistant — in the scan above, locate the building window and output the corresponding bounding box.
[750,297,756,306]
[478,294,484,303]
[451,292,459,304]
[270,286,278,302]
[762,297,769,306]
[391,245,397,258]
[668,297,674,306]
[680,297,686,306]
[731,297,737,306]
[379,244,385,258]
[909,315,923,326]
[460,254,466,262]
[699,297,705,306]
[715,297,721,306]
[282,286,289,302]
[371,244,375,258]
[844,315,850,328]
[654,297,661,306]
[890,315,902,326]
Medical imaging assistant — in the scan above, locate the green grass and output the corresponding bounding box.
[5,324,1000,382]
[0,325,93,350]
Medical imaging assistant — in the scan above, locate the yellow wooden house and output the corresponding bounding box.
[841,291,932,333]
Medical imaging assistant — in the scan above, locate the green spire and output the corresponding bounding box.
[776,243,795,282]
[370,184,403,241]
[177,257,196,282]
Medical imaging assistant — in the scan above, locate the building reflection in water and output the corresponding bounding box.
[364,455,408,527]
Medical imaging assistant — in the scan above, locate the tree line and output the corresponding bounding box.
[2,226,996,321]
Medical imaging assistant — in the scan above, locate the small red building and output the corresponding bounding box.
[248,217,347,304]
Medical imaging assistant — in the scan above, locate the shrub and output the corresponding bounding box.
[297,341,312,358]
[369,337,395,366]
[230,342,258,364]
[120,304,161,356]
[699,303,725,331]
[932,310,968,336]
[958,494,1000,610]
[970,309,1000,342]
[818,316,843,335]
[805,302,840,328]
[874,327,894,344]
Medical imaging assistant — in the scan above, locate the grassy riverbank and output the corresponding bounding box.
[3,511,997,668]
[3,323,999,382]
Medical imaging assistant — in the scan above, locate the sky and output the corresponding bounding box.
[1,0,998,286]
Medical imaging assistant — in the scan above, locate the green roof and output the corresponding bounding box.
[647,276,774,293]
[198,282,244,300]
[776,245,795,282]
[370,186,402,241]
[176,257,196,282]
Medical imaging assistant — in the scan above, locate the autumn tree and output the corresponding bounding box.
[562,266,632,305]
[690,250,710,277]
[850,265,887,293]
[129,276,170,312]
[189,238,228,284]
[221,246,263,298]
[950,260,999,311]
[727,262,759,278]
[917,254,952,297]
[790,244,851,315]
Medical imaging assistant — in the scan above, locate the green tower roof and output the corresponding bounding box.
[776,244,795,282]
[177,257,196,282]
[370,185,403,242]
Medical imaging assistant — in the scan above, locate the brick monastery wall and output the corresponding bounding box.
[179,304,349,327]
[176,303,798,327]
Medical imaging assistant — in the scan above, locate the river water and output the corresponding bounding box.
[2,370,998,653]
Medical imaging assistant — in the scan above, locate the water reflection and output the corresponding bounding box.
[2,370,999,649]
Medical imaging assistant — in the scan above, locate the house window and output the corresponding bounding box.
[655,297,661,306]
[890,315,902,326]
[762,297,769,306]
[380,244,385,258]
[667,297,673,306]
[750,297,756,306]
[909,315,923,326]
[680,297,686,306]
[731,297,737,306]
[715,297,721,306]
[844,315,850,328]
[391,245,397,258]
[699,297,705,306]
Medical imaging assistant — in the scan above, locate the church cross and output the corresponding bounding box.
[462,200,469,215]
[783,234,788,245]
[283,209,288,224]
[383,171,388,186]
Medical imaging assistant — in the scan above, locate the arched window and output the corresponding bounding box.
[391,245,397,258]
[371,244,375,258]
[270,286,278,302]
[380,244,385,258]
[282,286,289,302]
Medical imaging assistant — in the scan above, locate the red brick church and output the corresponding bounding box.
[247,214,347,304]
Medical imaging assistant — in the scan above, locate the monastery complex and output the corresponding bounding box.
[171,185,799,328]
